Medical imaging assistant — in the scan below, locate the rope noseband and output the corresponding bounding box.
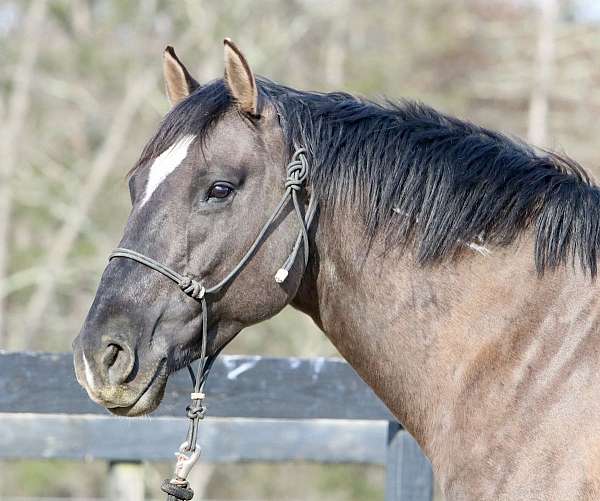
[108,148,316,500]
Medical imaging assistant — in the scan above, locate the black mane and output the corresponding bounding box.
[137,78,600,276]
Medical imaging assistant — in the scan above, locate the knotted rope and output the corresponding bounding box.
[179,276,205,300]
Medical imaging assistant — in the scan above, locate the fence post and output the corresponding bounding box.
[108,460,144,501]
[385,421,434,501]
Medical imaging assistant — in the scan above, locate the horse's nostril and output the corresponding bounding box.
[102,343,121,369]
[101,342,134,385]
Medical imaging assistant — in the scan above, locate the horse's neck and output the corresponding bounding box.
[293,215,600,494]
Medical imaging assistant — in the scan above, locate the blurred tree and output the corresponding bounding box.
[0,0,47,343]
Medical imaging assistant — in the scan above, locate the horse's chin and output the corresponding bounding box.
[107,370,168,417]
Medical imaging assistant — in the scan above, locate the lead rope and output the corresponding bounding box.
[159,296,207,501]
[108,149,316,501]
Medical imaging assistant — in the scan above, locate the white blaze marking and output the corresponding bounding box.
[140,134,195,206]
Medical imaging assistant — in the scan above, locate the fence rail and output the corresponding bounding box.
[0,351,433,501]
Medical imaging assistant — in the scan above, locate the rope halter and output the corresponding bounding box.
[107,148,317,501]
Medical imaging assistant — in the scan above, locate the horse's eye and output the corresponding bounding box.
[208,183,233,200]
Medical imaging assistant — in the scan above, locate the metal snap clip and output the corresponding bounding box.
[173,441,201,481]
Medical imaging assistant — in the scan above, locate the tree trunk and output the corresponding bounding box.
[528,0,559,146]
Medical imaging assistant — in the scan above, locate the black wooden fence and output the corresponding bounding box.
[0,351,434,500]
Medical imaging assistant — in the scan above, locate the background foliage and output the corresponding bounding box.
[1,0,599,499]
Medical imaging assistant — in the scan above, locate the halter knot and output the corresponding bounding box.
[186,404,206,420]
[179,276,205,299]
[285,150,308,192]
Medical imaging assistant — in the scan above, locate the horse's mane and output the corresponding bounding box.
[135,78,600,276]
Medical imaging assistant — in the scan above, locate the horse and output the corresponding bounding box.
[73,39,600,500]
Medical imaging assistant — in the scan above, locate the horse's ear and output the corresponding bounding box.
[223,38,258,116]
[163,46,199,107]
